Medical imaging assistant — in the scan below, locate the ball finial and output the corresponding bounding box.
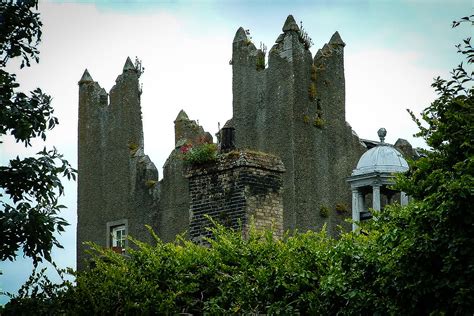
[377,128,387,143]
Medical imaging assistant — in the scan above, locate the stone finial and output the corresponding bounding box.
[377,128,387,143]
[233,27,248,43]
[282,15,299,32]
[175,109,189,121]
[329,31,346,47]
[78,69,93,85]
[123,57,136,72]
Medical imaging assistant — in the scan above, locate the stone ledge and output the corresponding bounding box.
[186,150,285,178]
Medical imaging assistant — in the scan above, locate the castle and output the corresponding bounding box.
[77,15,416,270]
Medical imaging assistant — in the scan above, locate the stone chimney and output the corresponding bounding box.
[186,150,285,241]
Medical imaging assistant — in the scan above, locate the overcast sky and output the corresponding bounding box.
[0,0,470,304]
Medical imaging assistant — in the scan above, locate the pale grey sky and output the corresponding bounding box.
[0,0,470,304]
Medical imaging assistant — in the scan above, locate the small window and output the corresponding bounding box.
[111,225,126,248]
[106,219,128,251]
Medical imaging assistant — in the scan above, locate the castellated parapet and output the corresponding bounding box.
[77,15,378,270]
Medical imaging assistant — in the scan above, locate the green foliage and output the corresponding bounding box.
[0,0,76,264]
[3,224,347,314]
[182,143,217,165]
[319,205,329,217]
[302,114,310,124]
[1,264,73,315]
[0,0,42,69]
[313,117,325,128]
[127,141,139,155]
[145,179,157,188]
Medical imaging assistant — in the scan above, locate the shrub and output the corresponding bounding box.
[181,143,217,165]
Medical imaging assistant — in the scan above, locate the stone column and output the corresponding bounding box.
[401,191,409,206]
[357,192,365,213]
[352,189,360,231]
[372,185,381,211]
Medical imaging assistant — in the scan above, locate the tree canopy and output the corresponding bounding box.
[0,0,76,265]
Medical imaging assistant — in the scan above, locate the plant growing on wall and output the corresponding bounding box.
[298,21,313,49]
[313,117,325,129]
[181,143,217,165]
[319,205,329,217]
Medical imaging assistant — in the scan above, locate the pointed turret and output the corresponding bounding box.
[175,109,189,121]
[123,57,136,72]
[329,31,345,47]
[78,69,93,85]
[233,27,247,43]
[282,15,299,32]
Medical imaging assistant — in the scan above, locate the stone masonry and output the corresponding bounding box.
[186,151,285,241]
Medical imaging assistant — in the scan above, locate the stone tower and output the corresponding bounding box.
[232,15,365,234]
[77,58,159,270]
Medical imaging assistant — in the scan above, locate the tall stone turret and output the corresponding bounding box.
[77,58,159,270]
[232,15,366,234]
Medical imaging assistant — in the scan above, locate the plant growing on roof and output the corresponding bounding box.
[181,142,217,165]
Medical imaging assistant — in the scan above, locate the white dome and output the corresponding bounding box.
[352,144,409,176]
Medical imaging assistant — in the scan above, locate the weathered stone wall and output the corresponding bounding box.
[186,151,285,241]
[156,110,213,242]
[77,59,159,270]
[232,15,366,235]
